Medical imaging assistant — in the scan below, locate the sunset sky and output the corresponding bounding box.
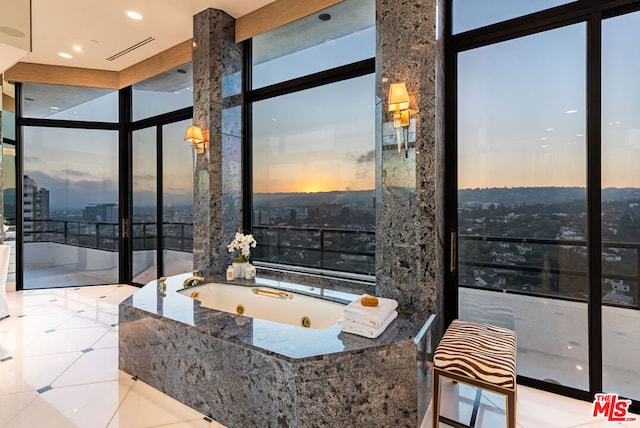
[457,13,640,190]
[10,5,640,211]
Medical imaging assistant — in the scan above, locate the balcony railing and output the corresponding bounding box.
[252,225,375,276]
[23,220,375,275]
[459,234,640,309]
[24,219,193,253]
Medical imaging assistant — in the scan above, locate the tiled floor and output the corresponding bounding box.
[0,284,638,428]
[0,284,223,428]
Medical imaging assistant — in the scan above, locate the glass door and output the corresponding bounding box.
[601,10,640,404]
[161,120,193,277]
[22,127,119,289]
[130,121,193,284]
[131,127,157,284]
[456,23,589,390]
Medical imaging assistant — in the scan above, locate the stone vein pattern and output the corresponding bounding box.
[375,0,444,341]
[119,276,420,427]
[192,8,244,278]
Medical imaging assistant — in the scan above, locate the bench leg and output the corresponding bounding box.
[432,368,441,428]
[507,389,516,428]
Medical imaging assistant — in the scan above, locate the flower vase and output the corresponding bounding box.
[233,261,249,279]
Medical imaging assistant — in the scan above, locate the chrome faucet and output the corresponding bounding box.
[183,269,205,288]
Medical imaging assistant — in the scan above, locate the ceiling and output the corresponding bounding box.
[14,0,276,72]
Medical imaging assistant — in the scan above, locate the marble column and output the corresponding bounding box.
[376,0,445,340]
[192,9,243,277]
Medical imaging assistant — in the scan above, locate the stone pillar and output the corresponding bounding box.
[192,9,243,277]
[376,0,444,337]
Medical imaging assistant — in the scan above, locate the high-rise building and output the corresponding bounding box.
[23,175,50,240]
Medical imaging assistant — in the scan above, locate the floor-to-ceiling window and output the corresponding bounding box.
[448,0,640,412]
[247,0,376,277]
[16,64,194,289]
[19,84,119,289]
[601,9,640,403]
[130,65,194,284]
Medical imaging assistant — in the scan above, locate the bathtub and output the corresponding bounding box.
[119,274,420,427]
[178,283,344,329]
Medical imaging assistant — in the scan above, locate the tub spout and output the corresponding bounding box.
[183,270,205,288]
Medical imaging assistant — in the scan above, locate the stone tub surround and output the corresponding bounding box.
[119,274,423,428]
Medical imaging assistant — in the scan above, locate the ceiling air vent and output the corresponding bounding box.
[106,37,155,61]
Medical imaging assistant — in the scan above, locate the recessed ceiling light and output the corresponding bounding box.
[50,106,60,111]
[58,52,72,59]
[127,10,143,20]
[73,46,82,52]
[319,13,331,21]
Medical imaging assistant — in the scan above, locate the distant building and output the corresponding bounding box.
[309,203,343,217]
[23,175,50,240]
[83,203,119,223]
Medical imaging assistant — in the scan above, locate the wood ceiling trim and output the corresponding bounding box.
[4,63,119,89]
[3,39,194,90]
[235,0,342,43]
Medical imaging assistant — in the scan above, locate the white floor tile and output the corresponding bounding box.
[5,284,637,428]
[0,352,82,395]
[516,385,596,428]
[5,378,134,428]
[56,313,116,330]
[93,328,119,349]
[20,326,110,356]
[52,348,119,387]
[107,379,207,428]
[0,391,39,426]
[0,328,46,359]
[0,312,74,333]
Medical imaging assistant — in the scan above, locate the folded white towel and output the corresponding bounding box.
[343,294,398,328]
[340,311,398,339]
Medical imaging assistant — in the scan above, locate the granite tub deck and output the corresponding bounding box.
[119,274,422,428]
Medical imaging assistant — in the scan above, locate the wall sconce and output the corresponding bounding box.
[184,125,209,154]
[388,82,411,157]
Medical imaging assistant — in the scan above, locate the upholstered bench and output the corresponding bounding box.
[433,319,517,428]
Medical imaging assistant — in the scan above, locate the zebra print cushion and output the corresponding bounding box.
[434,319,517,389]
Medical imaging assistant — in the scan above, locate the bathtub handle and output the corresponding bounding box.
[251,288,293,300]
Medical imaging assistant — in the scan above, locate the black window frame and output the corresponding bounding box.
[444,0,640,412]
[14,75,194,290]
[243,37,376,276]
